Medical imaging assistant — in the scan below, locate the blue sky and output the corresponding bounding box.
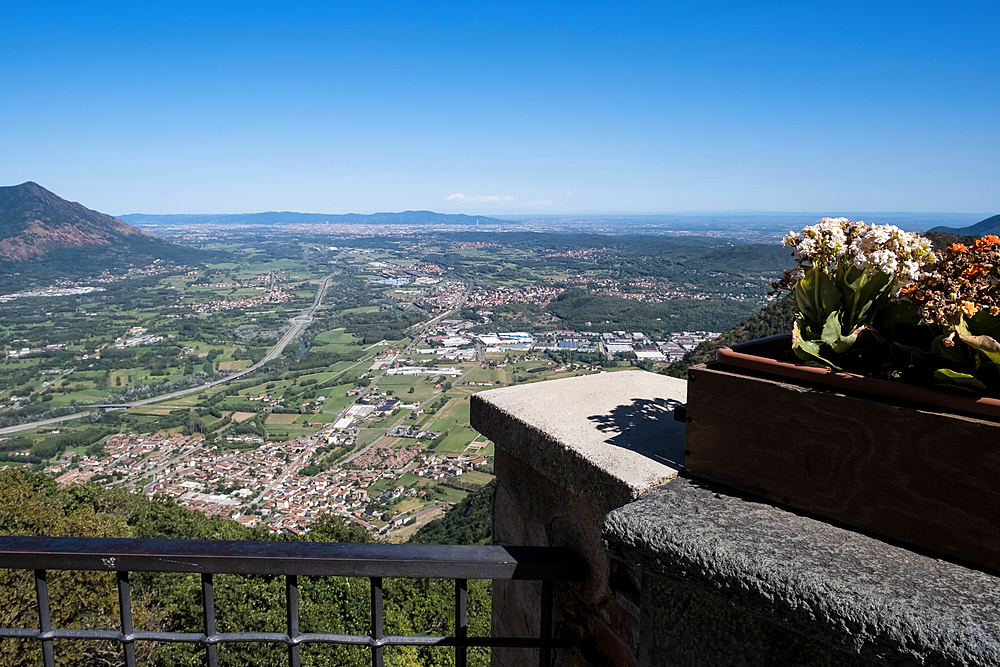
[1,1,997,215]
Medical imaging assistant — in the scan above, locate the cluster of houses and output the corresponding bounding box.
[42,427,490,536]
[568,275,720,303]
[417,281,466,314]
[388,424,440,440]
[414,328,720,363]
[0,285,106,303]
[370,261,444,287]
[114,326,164,348]
[348,445,422,471]
[95,260,186,282]
[466,285,565,309]
[176,284,295,314]
[5,342,67,358]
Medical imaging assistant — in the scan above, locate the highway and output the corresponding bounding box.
[0,275,334,436]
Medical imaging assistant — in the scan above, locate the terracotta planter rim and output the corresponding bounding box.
[717,334,1000,421]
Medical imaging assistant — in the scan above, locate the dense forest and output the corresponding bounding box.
[416,232,788,293]
[408,482,493,546]
[0,468,490,667]
[547,288,763,337]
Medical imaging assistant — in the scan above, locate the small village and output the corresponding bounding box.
[46,425,488,537]
[19,311,720,539]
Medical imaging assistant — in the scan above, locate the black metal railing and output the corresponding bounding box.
[0,536,586,667]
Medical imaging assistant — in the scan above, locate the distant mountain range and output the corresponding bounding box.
[0,181,201,270]
[928,214,1000,237]
[120,211,512,226]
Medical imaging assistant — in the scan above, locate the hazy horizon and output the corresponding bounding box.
[118,209,992,219]
[116,207,991,236]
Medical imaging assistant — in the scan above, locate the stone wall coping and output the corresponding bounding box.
[602,476,1000,667]
[470,370,686,513]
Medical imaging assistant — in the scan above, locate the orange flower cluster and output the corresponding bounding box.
[907,235,1000,328]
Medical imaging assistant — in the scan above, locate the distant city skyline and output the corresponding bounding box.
[2,1,997,216]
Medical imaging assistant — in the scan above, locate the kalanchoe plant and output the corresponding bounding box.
[898,235,1000,393]
[772,217,936,370]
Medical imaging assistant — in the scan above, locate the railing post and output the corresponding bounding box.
[371,577,384,667]
[455,578,467,667]
[117,570,137,667]
[286,574,301,667]
[34,569,54,667]
[540,579,553,667]
[202,573,218,667]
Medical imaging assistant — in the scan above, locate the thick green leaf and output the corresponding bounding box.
[956,318,1000,366]
[821,311,842,346]
[794,267,842,331]
[968,311,1000,341]
[842,269,871,325]
[814,267,844,322]
[793,275,818,327]
[933,368,987,393]
[830,324,879,354]
[792,318,842,369]
[931,334,968,364]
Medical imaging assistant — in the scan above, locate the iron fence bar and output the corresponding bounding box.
[0,626,579,648]
[34,569,54,667]
[286,574,300,667]
[0,628,205,641]
[116,570,137,667]
[292,635,579,648]
[371,577,384,667]
[540,579,553,667]
[202,573,218,667]
[455,578,467,667]
[376,636,578,649]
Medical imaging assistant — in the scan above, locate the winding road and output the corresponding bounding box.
[0,275,334,436]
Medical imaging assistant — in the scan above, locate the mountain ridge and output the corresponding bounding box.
[928,213,1000,236]
[120,210,513,226]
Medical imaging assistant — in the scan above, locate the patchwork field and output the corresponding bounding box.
[218,360,250,371]
[265,413,301,425]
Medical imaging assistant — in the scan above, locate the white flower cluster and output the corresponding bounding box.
[783,217,854,267]
[781,217,935,284]
[850,223,935,282]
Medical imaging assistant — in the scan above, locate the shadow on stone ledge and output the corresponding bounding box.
[588,397,685,469]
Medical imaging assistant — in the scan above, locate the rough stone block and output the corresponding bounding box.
[474,371,687,667]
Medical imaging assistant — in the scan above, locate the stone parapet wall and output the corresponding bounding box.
[472,371,686,667]
[491,447,642,667]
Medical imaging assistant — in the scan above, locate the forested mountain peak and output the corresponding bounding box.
[0,181,154,261]
[0,181,201,270]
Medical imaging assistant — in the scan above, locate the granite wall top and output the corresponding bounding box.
[603,476,1000,667]
[471,370,687,513]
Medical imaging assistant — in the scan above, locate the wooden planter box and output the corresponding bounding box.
[685,336,1000,573]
